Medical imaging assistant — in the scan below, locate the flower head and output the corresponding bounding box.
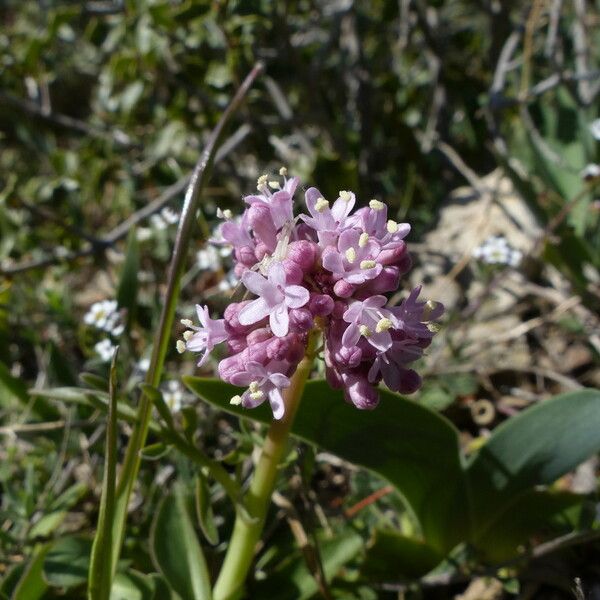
[180,305,228,366]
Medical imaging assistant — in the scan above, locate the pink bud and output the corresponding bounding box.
[287,240,318,272]
[356,266,400,297]
[342,372,379,409]
[227,335,247,354]
[308,293,334,316]
[377,241,407,266]
[247,204,278,251]
[282,259,304,284]
[246,327,272,345]
[235,245,257,267]
[333,279,356,298]
[289,308,313,332]
[336,345,362,368]
[218,354,243,383]
[225,302,264,334]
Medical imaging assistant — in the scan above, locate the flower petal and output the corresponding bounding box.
[341,322,361,348]
[284,285,309,309]
[268,388,285,419]
[242,270,272,297]
[322,248,344,275]
[270,303,289,337]
[269,262,287,288]
[238,297,270,325]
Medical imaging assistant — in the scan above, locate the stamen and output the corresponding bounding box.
[386,220,398,233]
[358,232,369,248]
[268,180,281,189]
[257,174,268,189]
[279,166,288,177]
[176,340,186,353]
[230,395,242,406]
[359,325,372,337]
[183,330,193,341]
[423,300,439,321]
[345,248,357,263]
[339,190,351,201]
[314,197,329,213]
[180,319,193,327]
[369,199,385,211]
[376,317,393,333]
[250,390,265,401]
[360,260,376,269]
[249,381,260,394]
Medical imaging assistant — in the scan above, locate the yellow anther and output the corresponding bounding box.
[386,220,399,234]
[359,325,372,337]
[250,390,265,401]
[222,209,233,220]
[268,180,281,189]
[427,322,441,333]
[376,317,393,333]
[176,340,186,354]
[314,197,329,213]
[183,330,194,341]
[279,166,288,177]
[369,199,385,211]
[249,381,260,393]
[257,174,268,188]
[360,260,376,269]
[180,319,193,327]
[359,232,369,248]
[339,190,351,201]
[230,395,242,406]
[345,248,357,263]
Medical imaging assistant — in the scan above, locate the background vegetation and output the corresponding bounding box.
[1,1,600,598]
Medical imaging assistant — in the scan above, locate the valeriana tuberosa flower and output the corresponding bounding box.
[179,169,442,418]
[238,262,310,337]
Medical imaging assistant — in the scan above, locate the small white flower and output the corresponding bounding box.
[217,270,238,293]
[473,236,522,267]
[196,246,221,271]
[136,227,153,242]
[150,214,168,230]
[137,357,151,372]
[95,338,116,362]
[581,164,600,181]
[84,300,118,330]
[161,207,179,225]
[162,380,184,413]
[589,119,600,141]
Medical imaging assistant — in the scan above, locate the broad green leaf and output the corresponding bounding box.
[473,490,582,563]
[194,474,219,545]
[150,485,212,600]
[361,529,443,581]
[466,389,600,535]
[43,536,91,589]
[184,377,467,553]
[0,563,25,599]
[88,350,120,600]
[28,511,68,540]
[116,228,139,319]
[110,571,160,600]
[11,544,50,600]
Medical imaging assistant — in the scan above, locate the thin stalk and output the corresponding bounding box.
[108,62,264,580]
[213,329,321,600]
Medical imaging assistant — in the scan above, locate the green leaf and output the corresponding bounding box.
[194,474,219,545]
[88,349,120,600]
[361,529,443,581]
[28,511,68,539]
[11,544,51,600]
[116,228,139,319]
[184,377,467,553]
[0,563,25,599]
[110,571,158,600]
[473,490,582,563]
[150,485,212,600]
[43,536,92,589]
[140,442,170,460]
[466,389,600,535]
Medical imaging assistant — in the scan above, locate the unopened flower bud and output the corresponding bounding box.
[287,240,318,273]
[308,293,334,317]
[333,279,356,298]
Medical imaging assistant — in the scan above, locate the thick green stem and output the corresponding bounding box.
[213,330,320,600]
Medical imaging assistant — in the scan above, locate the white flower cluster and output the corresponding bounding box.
[94,338,117,362]
[581,163,600,181]
[84,300,124,336]
[150,207,179,230]
[162,380,185,413]
[472,235,522,267]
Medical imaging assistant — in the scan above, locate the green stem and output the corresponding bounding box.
[213,330,320,600]
[107,63,264,581]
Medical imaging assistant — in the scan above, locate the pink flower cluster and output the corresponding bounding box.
[179,169,442,419]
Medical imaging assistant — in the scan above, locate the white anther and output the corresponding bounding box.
[360,260,376,269]
[339,190,351,201]
[180,319,193,327]
[250,390,265,401]
[359,325,372,337]
[386,220,398,234]
[230,395,242,406]
[279,166,288,177]
[345,248,357,263]
[314,197,329,213]
[176,340,186,354]
[369,199,385,211]
[249,381,260,394]
[376,317,393,333]
[268,180,281,189]
[257,174,268,188]
[183,330,193,341]
[358,232,369,248]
